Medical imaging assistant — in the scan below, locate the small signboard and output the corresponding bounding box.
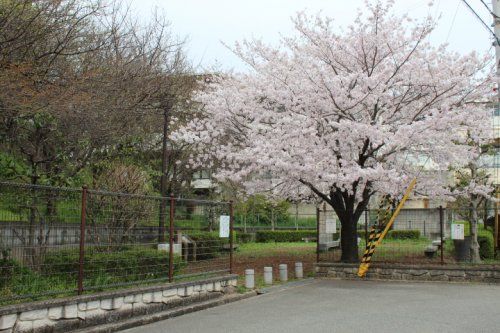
[451,223,464,240]
[326,217,337,234]
[219,215,230,238]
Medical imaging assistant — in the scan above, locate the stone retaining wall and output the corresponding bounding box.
[0,275,238,333]
[316,263,500,283]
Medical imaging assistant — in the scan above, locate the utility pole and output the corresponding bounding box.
[492,0,500,251]
[159,102,172,243]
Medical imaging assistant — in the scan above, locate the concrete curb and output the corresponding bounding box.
[73,291,258,333]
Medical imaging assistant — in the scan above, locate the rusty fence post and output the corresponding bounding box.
[316,207,320,263]
[168,194,175,283]
[77,186,88,295]
[229,200,234,274]
[439,205,444,265]
[159,196,167,244]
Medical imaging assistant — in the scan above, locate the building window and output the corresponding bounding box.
[193,170,211,180]
[494,106,500,117]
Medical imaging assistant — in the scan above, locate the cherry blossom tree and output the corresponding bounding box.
[451,122,496,263]
[174,1,493,262]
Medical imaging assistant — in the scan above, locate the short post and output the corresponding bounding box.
[316,207,320,263]
[263,266,273,285]
[229,200,234,274]
[439,205,444,265]
[77,186,88,295]
[279,264,288,282]
[295,262,303,279]
[169,194,175,283]
[245,269,255,289]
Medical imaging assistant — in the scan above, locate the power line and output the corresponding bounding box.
[479,0,500,18]
[461,0,500,45]
[446,1,461,42]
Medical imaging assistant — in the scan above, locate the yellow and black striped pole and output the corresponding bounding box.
[357,178,417,278]
[359,196,393,271]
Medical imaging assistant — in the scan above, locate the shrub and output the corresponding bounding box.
[255,230,316,242]
[188,232,225,260]
[0,258,18,289]
[43,246,185,283]
[478,229,494,259]
[386,230,421,240]
[236,232,254,243]
[357,230,420,240]
[234,195,290,226]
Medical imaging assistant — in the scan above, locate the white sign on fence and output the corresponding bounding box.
[451,223,464,240]
[326,217,337,234]
[219,215,230,238]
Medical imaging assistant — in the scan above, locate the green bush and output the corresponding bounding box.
[478,229,495,259]
[234,195,291,226]
[236,232,254,243]
[188,232,225,260]
[43,246,185,283]
[357,230,420,240]
[387,230,421,240]
[0,257,19,289]
[255,230,316,243]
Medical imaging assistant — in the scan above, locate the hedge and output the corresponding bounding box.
[236,232,254,243]
[255,230,316,242]
[357,230,421,240]
[43,246,185,283]
[188,232,228,260]
[478,229,495,259]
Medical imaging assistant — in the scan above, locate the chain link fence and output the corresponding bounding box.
[318,206,499,265]
[0,182,233,304]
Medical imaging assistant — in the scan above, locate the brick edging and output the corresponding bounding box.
[0,275,237,316]
[75,291,258,333]
[0,275,239,332]
[315,263,500,283]
[316,262,500,272]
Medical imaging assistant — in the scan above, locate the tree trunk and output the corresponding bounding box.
[470,198,481,263]
[339,215,359,262]
[301,180,371,263]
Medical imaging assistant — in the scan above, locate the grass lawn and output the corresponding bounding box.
[236,242,316,257]
[358,238,431,260]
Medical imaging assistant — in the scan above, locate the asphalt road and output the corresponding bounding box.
[121,279,500,333]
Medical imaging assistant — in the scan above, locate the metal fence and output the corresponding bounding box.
[233,213,316,232]
[318,206,499,265]
[0,182,233,304]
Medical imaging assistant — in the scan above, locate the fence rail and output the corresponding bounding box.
[1,181,499,304]
[0,182,234,304]
[317,205,499,266]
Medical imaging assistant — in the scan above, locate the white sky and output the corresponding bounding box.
[129,0,494,72]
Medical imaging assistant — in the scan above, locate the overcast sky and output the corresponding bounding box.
[129,0,494,72]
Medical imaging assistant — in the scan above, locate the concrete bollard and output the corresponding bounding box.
[264,267,273,285]
[245,269,255,289]
[279,264,288,282]
[295,262,303,279]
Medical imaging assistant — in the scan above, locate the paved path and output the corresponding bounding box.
[121,279,500,333]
